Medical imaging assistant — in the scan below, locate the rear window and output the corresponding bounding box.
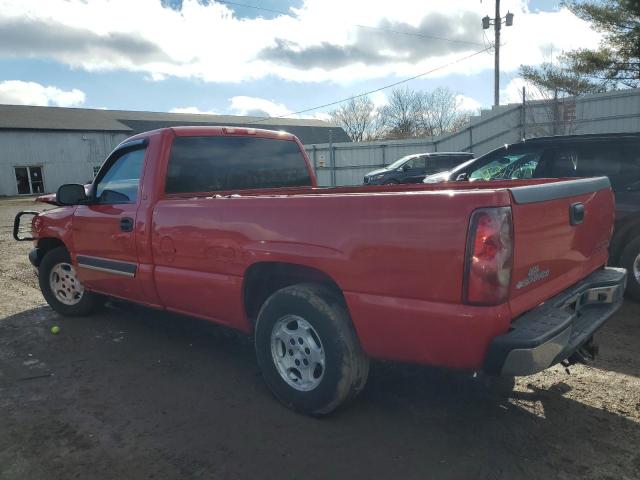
[165,136,312,194]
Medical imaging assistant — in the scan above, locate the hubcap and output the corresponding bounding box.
[49,262,84,306]
[270,315,325,392]
[634,253,640,283]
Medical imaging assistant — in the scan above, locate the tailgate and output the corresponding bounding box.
[508,177,614,317]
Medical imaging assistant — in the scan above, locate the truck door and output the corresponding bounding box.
[71,140,147,301]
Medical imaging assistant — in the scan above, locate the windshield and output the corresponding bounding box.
[468,152,542,181]
[430,157,477,182]
[387,155,415,170]
[453,147,543,182]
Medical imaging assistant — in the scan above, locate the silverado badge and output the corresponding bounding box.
[516,265,551,290]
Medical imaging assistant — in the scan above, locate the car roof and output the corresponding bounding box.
[520,132,640,144]
[406,152,473,157]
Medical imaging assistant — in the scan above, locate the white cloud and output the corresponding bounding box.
[310,111,331,122]
[0,0,602,85]
[169,106,218,114]
[369,91,389,108]
[229,96,293,117]
[456,94,482,113]
[0,80,85,107]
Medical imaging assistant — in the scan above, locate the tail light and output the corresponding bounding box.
[222,127,256,135]
[463,207,513,305]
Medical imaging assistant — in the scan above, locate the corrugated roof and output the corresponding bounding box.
[0,104,132,131]
[0,104,350,144]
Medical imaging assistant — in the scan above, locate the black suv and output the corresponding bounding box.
[364,152,473,185]
[428,133,640,300]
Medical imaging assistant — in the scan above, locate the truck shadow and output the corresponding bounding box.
[590,299,640,378]
[1,304,639,480]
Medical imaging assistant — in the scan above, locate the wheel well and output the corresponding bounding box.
[243,262,343,324]
[610,219,640,264]
[37,237,66,256]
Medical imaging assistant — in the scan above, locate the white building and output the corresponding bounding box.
[0,104,349,196]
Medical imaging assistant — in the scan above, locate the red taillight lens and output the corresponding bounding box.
[464,207,513,305]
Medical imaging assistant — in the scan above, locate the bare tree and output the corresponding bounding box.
[521,81,581,137]
[329,97,376,142]
[376,86,474,140]
[416,87,468,137]
[377,87,422,139]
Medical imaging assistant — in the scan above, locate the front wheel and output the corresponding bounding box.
[39,246,103,316]
[620,236,640,301]
[254,283,369,416]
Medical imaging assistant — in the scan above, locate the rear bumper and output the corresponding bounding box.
[484,267,627,376]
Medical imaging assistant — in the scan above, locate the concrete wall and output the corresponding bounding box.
[0,130,128,196]
[305,88,640,186]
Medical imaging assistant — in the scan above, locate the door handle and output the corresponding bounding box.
[120,217,134,232]
[569,203,585,226]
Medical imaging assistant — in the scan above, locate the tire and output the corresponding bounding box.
[254,283,369,416]
[39,246,103,316]
[620,236,640,301]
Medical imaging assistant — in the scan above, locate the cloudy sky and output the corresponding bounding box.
[0,0,601,119]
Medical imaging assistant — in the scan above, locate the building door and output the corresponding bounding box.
[14,166,45,194]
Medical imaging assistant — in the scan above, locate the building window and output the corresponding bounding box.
[14,166,45,195]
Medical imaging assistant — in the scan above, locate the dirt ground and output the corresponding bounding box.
[0,198,639,480]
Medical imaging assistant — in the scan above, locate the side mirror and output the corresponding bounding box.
[57,184,88,206]
[455,173,469,181]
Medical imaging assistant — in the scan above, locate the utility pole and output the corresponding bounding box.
[483,2,513,107]
[494,0,500,107]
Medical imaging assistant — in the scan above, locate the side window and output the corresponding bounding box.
[165,136,312,194]
[469,150,543,181]
[427,156,468,174]
[405,156,426,170]
[549,144,640,192]
[94,148,145,204]
[546,149,580,177]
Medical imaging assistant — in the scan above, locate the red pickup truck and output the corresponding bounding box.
[14,126,626,415]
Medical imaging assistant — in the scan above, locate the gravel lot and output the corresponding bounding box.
[1,198,639,480]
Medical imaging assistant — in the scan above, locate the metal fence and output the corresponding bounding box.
[305,88,640,186]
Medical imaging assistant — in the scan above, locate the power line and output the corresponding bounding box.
[247,47,491,123]
[215,0,291,17]
[215,0,483,47]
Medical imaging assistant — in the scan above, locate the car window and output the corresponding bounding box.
[387,155,411,170]
[547,144,640,192]
[468,150,543,181]
[404,156,426,170]
[165,136,312,194]
[427,156,471,173]
[95,148,145,204]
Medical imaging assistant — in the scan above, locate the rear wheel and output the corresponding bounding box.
[254,283,369,416]
[620,236,640,301]
[39,247,103,316]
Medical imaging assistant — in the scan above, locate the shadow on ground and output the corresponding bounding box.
[1,303,639,480]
